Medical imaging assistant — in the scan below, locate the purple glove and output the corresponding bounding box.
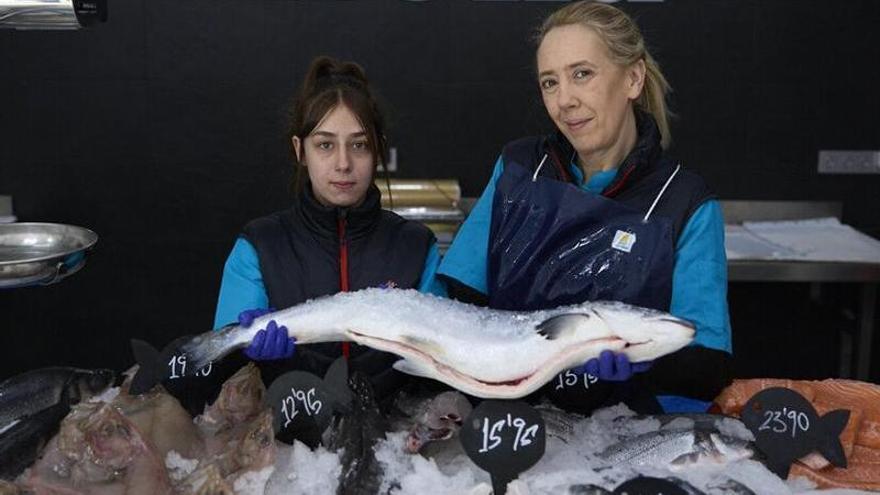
[239,308,296,361]
[581,350,652,382]
[238,307,274,328]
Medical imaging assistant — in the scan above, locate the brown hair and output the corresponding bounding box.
[287,56,388,192]
[536,1,673,149]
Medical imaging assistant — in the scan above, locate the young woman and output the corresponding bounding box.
[438,1,732,413]
[213,56,444,400]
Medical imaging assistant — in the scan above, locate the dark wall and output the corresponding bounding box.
[1,1,878,381]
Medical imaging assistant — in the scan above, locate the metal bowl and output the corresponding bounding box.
[0,223,98,288]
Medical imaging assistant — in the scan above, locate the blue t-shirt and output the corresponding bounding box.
[213,239,446,329]
[437,157,732,353]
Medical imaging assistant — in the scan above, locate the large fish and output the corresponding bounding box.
[598,428,756,468]
[169,289,693,399]
[0,367,115,427]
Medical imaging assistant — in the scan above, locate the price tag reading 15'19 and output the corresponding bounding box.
[460,400,546,495]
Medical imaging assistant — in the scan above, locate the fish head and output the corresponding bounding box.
[57,403,147,482]
[234,410,276,471]
[210,363,266,425]
[709,432,755,463]
[67,368,116,404]
[405,392,473,453]
[80,405,143,470]
[590,303,695,361]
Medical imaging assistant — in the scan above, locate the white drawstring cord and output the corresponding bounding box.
[532,154,548,182]
[643,163,681,223]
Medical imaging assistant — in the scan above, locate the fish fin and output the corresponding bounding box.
[670,451,702,468]
[129,339,161,395]
[817,409,850,468]
[393,359,434,379]
[536,313,590,340]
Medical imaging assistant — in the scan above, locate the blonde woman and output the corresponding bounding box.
[439,1,731,414]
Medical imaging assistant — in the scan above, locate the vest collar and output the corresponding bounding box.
[546,108,663,197]
[296,180,382,240]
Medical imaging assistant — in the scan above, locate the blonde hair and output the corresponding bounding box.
[536,1,672,149]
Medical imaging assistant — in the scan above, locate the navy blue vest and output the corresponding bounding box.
[501,111,714,251]
[243,183,435,399]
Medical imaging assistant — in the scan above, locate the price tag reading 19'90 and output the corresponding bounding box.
[460,400,546,495]
[158,335,214,381]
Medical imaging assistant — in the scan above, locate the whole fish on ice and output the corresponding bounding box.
[168,288,693,399]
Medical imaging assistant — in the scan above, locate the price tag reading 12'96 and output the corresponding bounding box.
[460,400,546,495]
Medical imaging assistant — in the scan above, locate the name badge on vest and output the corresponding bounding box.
[612,230,637,253]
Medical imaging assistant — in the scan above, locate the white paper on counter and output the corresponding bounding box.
[726,217,880,263]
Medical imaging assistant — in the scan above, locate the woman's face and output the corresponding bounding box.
[537,24,645,166]
[294,103,375,208]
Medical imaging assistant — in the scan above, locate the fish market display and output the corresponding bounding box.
[714,378,880,491]
[174,288,694,399]
[2,361,870,494]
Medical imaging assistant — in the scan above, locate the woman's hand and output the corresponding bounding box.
[238,308,296,361]
[581,350,652,382]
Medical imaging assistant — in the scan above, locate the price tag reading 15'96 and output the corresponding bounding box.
[460,400,546,495]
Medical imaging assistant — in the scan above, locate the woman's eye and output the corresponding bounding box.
[351,141,368,151]
[574,69,593,80]
[316,142,333,151]
[540,79,557,91]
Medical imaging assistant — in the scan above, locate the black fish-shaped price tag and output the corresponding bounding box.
[612,477,689,495]
[130,336,240,416]
[265,357,352,448]
[741,387,850,478]
[459,400,546,495]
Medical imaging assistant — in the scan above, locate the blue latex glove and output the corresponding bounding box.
[581,350,652,382]
[239,308,296,361]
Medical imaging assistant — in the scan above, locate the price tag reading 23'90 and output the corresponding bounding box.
[460,400,546,495]
[741,387,850,479]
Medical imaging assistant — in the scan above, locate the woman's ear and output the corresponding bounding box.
[292,136,304,165]
[627,59,647,100]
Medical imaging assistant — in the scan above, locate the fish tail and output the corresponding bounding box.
[177,326,240,373]
[817,409,850,468]
[129,339,161,395]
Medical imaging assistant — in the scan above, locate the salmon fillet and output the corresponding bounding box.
[713,378,880,490]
